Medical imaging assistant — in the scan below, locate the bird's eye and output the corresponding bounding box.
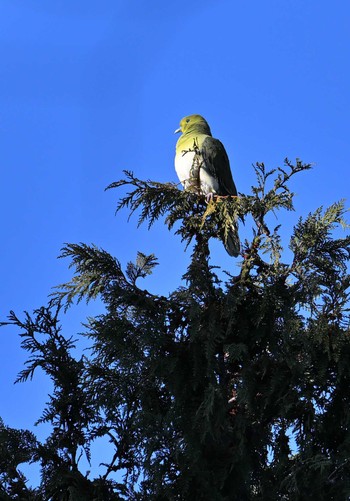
[186,119,190,123]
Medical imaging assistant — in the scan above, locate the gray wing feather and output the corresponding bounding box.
[201,137,237,196]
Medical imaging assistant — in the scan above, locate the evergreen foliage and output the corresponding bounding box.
[2,160,350,499]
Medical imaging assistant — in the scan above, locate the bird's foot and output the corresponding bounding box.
[205,192,215,203]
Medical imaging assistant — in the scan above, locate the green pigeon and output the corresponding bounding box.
[174,114,240,257]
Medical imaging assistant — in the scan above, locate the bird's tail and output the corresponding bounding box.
[222,221,240,257]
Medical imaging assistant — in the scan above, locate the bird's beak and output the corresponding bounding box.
[174,127,182,134]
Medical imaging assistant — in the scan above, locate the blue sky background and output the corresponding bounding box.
[1,0,350,486]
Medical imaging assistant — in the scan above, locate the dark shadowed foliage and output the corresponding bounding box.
[2,160,350,500]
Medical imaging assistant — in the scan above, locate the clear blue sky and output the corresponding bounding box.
[1,0,349,485]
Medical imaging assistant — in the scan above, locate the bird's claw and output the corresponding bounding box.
[205,193,214,203]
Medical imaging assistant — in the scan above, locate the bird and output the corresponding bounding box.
[174,114,240,257]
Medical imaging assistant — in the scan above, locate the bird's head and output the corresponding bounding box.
[175,114,212,135]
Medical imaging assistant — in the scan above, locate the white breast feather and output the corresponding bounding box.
[199,168,219,195]
[175,150,196,186]
[175,150,219,194]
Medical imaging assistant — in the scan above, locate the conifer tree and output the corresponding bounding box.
[2,160,350,500]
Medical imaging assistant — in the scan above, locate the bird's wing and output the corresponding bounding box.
[201,136,237,196]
